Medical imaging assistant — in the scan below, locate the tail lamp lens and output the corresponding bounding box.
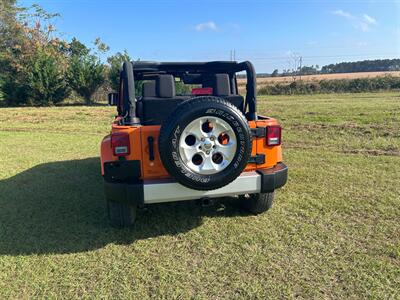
[111,132,130,156]
[192,87,213,95]
[266,125,281,146]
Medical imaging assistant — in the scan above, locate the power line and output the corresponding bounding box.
[250,53,400,61]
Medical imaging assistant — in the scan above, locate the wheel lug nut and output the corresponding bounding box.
[201,138,205,141]
[210,137,214,141]
[206,151,210,155]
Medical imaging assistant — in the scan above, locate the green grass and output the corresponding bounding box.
[0,92,399,299]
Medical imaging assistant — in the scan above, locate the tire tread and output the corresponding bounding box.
[242,192,275,214]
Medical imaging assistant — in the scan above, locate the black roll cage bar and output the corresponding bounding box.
[121,60,257,125]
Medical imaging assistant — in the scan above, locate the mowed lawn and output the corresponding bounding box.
[0,92,399,299]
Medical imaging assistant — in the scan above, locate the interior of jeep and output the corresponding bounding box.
[137,73,244,125]
[111,61,257,126]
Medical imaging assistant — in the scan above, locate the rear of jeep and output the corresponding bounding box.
[101,61,288,227]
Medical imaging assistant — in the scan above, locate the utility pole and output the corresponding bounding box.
[299,56,303,81]
[229,49,236,61]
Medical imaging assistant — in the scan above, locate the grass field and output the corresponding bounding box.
[0,92,399,299]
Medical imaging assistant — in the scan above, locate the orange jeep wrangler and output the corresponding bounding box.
[101,61,288,227]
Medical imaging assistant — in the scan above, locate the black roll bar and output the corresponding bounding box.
[236,61,257,120]
[122,60,258,124]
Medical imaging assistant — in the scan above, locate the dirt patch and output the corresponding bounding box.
[285,142,400,157]
[342,149,400,156]
[288,123,399,137]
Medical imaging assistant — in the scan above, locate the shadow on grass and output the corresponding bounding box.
[0,158,246,255]
[0,102,109,108]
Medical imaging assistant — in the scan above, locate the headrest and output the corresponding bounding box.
[213,74,230,96]
[203,74,231,96]
[142,81,156,97]
[157,75,175,98]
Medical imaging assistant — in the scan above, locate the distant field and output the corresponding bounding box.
[0,92,399,298]
[238,71,400,87]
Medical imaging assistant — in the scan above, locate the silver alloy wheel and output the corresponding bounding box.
[179,116,237,175]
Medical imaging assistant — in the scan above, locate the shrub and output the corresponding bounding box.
[26,49,70,105]
[67,54,105,104]
[258,76,400,95]
[3,49,69,106]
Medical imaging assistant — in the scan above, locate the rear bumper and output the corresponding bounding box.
[104,162,288,205]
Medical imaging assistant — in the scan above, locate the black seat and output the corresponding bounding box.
[203,74,244,111]
[142,81,156,97]
[139,75,189,125]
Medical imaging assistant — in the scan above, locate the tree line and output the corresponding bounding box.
[321,59,400,74]
[263,58,400,78]
[1,1,399,106]
[0,1,129,106]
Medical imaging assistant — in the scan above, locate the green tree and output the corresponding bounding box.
[3,48,69,106]
[1,3,70,106]
[107,50,131,91]
[94,37,110,53]
[25,49,69,105]
[67,37,90,57]
[67,54,105,104]
[271,69,279,77]
[0,0,22,100]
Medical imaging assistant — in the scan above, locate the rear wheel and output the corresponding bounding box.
[158,96,252,190]
[106,200,137,228]
[240,192,275,214]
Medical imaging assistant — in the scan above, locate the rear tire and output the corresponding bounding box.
[241,192,275,214]
[107,200,137,228]
[158,96,252,191]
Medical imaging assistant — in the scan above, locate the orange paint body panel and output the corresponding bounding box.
[249,119,283,170]
[100,124,142,175]
[101,118,283,179]
[140,126,169,179]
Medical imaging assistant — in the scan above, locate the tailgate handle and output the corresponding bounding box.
[147,136,155,161]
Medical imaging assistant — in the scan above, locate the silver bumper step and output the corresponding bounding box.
[143,171,261,204]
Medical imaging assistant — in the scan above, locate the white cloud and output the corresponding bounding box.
[356,22,370,32]
[332,10,378,32]
[363,14,377,25]
[332,10,354,19]
[194,21,218,32]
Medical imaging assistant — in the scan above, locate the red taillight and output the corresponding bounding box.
[266,125,281,146]
[111,132,130,156]
[192,87,213,95]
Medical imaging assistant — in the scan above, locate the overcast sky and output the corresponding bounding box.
[20,0,400,73]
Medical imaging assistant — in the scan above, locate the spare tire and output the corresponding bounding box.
[158,96,252,191]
